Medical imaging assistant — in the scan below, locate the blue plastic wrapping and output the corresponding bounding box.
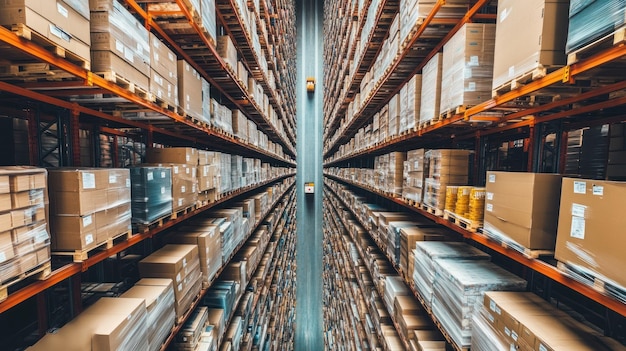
[566,0,626,53]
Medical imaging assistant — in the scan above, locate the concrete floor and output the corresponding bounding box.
[295,0,324,350]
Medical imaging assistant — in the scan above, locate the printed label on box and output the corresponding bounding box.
[109,175,117,184]
[571,203,586,217]
[115,40,125,54]
[161,187,165,194]
[486,192,494,200]
[83,215,92,227]
[571,216,585,239]
[486,203,493,212]
[85,234,94,245]
[50,24,70,42]
[592,185,603,196]
[573,181,586,194]
[173,166,179,174]
[511,331,518,341]
[82,173,96,189]
[161,172,166,179]
[488,174,496,183]
[176,272,182,283]
[57,3,69,18]
[126,179,131,187]
[181,186,186,193]
[0,252,5,263]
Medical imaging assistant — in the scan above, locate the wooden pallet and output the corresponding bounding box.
[420,203,443,217]
[401,197,421,208]
[567,26,626,65]
[481,228,553,259]
[443,210,482,233]
[53,230,133,262]
[492,65,560,97]
[431,311,470,351]
[0,261,52,302]
[557,261,626,304]
[95,71,151,100]
[152,94,178,113]
[0,62,77,81]
[11,24,91,70]
[438,105,467,120]
[171,204,197,220]
[418,116,442,130]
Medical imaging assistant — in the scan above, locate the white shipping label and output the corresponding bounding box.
[508,66,515,78]
[486,192,494,200]
[161,171,166,179]
[0,252,6,263]
[469,55,479,66]
[467,82,476,91]
[178,283,183,292]
[57,3,69,18]
[593,185,604,196]
[183,258,187,267]
[488,174,496,183]
[83,215,93,227]
[161,187,165,194]
[489,300,496,312]
[570,216,585,239]
[414,161,419,169]
[511,331,518,341]
[178,199,183,206]
[571,203,586,218]
[115,40,125,54]
[35,230,49,243]
[510,345,516,351]
[181,186,186,193]
[85,234,94,245]
[176,273,181,283]
[173,166,179,174]
[109,175,117,184]
[154,52,159,62]
[504,327,511,337]
[82,172,96,189]
[486,203,493,212]
[186,154,190,162]
[124,47,135,63]
[539,344,548,351]
[487,313,495,323]
[50,24,70,42]
[126,179,131,187]
[574,181,586,194]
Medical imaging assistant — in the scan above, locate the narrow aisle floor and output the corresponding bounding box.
[295,0,324,350]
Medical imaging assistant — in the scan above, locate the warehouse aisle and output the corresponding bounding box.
[295,0,324,349]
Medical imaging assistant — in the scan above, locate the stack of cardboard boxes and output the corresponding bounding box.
[90,0,151,94]
[0,167,50,283]
[149,33,178,109]
[139,244,202,321]
[145,147,199,213]
[423,149,470,213]
[49,168,131,252]
[419,53,443,125]
[197,150,219,204]
[399,74,422,134]
[402,149,425,203]
[177,60,203,122]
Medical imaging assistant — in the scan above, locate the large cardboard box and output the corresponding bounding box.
[177,60,203,119]
[492,0,570,90]
[149,33,177,85]
[555,178,626,288]
[484,172,562,250]
[0,0,91,61]
[146,148,199,166]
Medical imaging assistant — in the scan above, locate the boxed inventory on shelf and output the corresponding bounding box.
[555,178,626,289]
[217,35,238,71]
[399,74,422,134]
[90,0,151,92]
[48,168,131,251]
[177,60,203,121]
[130,167,172,225]
[440,23,495,114]
[27,297,148,351]
[120,280,176,351]
[420,53,443,125]
[169,223,221,286]
[149,33,178,109]
[475,291,625,351]
[492,0,570,91]
[566,0,626,54]
[139,244,202,320]
[483,171,562,251]
[0,167,51,283]
[423,149,471,211]
[0,0,91,63]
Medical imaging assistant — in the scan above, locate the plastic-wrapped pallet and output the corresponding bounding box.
[492,0,569,91]
[149,33,178,109]
[431,259,527,349]
[89,0,150,92]
[0,167,50,283]
[130,167,172,225]
[201,0,216,43]
[440,23,495,115]
[139,245,202,320]
[174,306,208,351]
[121,279,176,351]
[412,242,490,308]
[419,53,443,125]
[423,149,470,212]
[566,0,626,54]
[204,280,238,321]
[26,297,148,351]
[399,74,422,134]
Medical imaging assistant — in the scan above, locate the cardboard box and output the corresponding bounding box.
[146,148,199,166]
[0,231,15,264]
[50,213,98,251]
[484,172,562,250]
[492,0,569,90]
[555,178,626,288]
[10,173,45,192]
[91,51,150,92]
[50,189,107,216]
[177,60,203,119]
[150,69,178,109]
[12,190,45,210]
[149,33,177,85]
[48,168,110,192]
[0,0,91,60]
[0,175,9,194]
[216,35,238,70]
